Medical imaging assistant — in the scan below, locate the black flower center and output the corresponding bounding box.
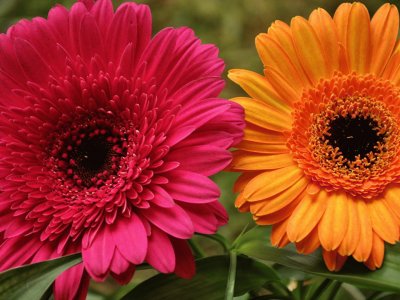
[325,115,384,161]
[72,135,112,177]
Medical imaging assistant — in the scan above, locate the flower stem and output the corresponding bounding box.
[188,239,206,258]
[225,250,237,300]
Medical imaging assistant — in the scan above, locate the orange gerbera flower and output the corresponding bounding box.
[229,2,400,271]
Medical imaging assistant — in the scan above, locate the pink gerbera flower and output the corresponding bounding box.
[0,0,244,299]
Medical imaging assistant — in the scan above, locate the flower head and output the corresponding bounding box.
[0,0,244,298]
[230,2,400,271]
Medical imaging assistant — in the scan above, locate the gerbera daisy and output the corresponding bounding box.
[0,0,244,298]
[229,2,400,271]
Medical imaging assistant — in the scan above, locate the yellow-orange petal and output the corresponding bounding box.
[228,70,290,113]
[296,227,320,254]
[271,219,290,247]
[231,97,291,132]
[243,165,304,201]
[242,123,287,144]
[346,3,371,73]
[235,193,250,213]
[249,177,308,214]
[306,182,320,195]
[318,192,348,251]
[322,250,347,272]
[286,190,328,242]
[254,195,302,224]
[267,21,311,86]
[264,67,302,105]
[353,200,373,262]
[309,8,340,73]
[236,140,288,154]
[231,151,294,171]
[367,199,399,244]
[233,171,261,193]
[382,44,400,82]
[384,185,400,220]
[337,197,360,256]
[370,4,399,75]
[291,16,329,83]
[333,3,352,49]
[364,232,385,270]
[256,33,304,92]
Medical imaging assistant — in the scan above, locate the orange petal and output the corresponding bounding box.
[370,4,399,75]
[250,177,308,214]
[322,250,347,272]
[309,8,340,73]
[318,192,349,251]
[286,190,328,242]
[267,21,311,86]
[333,3,352,49]
[243,165,304,201]
[235,193,247,209]
[233,171,261,193]
[242,123,287,144]
[256,33,304,93]
[291,16,329,84]
[296,227,320,254]
[338,197,360,256]
[353,200,373,262]
[231,97,291,132]
[271,219,290,247]
[306,182,320,195]
[346,3,371,73]
[231,151,294,171]
[382,44,400,82]
[364,232,385,270]
[254,195,302,225]
[383,185,400,220]
[264,67,302,105]
[236,140,288,154]
[228,70,290,113]
[367,199,399,244]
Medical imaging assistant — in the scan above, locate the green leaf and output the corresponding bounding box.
[0,253,82,300]
[236,226,400,294]
[121,255,280,300]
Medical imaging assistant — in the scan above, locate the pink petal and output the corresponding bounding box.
[79,13,104,61]
[151,185,175,208]
[0,237,41,271]
[82,226,115,281]
[141,204,194,239]
[171,238,195,279]
[54,262,90,300]
[167,145,232,176]
[174,98,230,129]
[165,170,220,203]
[179,203,219,234]
[110,248,136,285]
[175,130,233,149]
[145,227,175,273]
[91,0,114,34]
[4,217,32,238]
[111,214,147,265]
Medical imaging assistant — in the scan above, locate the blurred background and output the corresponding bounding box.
[0,0,396,298]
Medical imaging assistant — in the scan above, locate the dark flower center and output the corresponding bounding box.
[71,134,112,180]
[325,115,384,161]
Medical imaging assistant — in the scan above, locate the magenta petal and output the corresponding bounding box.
[111,214,147,265]
[180,203,219,234]
[82,227,115,281]
[110,248,136,285]
[171,238,195,279]
[142,204,194,239]
[151,185,175,207]
[167,145,232,176]
[165,170,220,203]
[145,227,175,273]
[54,262,90,300]
[0,237,41,271]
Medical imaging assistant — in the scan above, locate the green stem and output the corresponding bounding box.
[188,239,206,258]
[308,279,331,300]
[198,233,230,253]
[225,250,238,300]
[326,281,342,300]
